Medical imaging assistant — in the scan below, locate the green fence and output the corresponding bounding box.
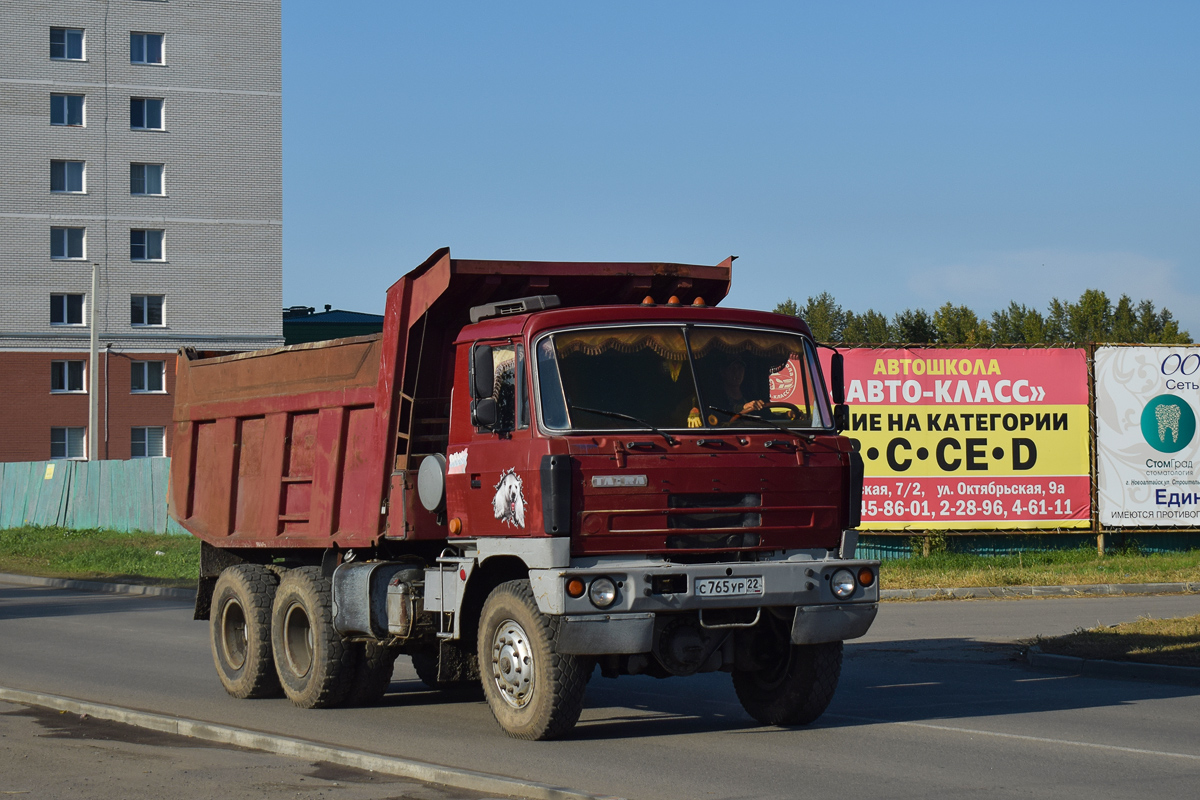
[0,459,185,534]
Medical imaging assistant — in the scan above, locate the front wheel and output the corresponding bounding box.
[477,580,591,740]
[732,640,843,726]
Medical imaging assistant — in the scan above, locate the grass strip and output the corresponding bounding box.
[1031,615,1200,668]
[0,526,199,588]
[881,547,1200,590]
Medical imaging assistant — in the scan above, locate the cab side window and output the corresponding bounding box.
[492,344,516,431]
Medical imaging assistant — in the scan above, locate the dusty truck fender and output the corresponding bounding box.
[421,537,571,639]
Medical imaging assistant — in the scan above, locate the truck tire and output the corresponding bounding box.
[732,640,843,726]
[476,580,591,740]
[410,652,441,689]
[343,643,399,707]
[271,566,357,709]
[210,564,282,699]
[410,652,484,699]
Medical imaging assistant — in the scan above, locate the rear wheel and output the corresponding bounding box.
[732,633,843,726]
[476,580,591,740]
[343,643,400,706]
[271,566,357,708]
[210,564,281,699]
[411,651,484,699]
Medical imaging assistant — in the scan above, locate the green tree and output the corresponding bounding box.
[1134,300,1192,344]
[892,308,937,343]
[1045,298,1070,343]
[933,302,990,344]
[1065,289,1113,342]
[802,292,847,342]
[773,298,800,317]
[1110,295,1138,342]
[990,302,1048,344]
[843,309,891,343]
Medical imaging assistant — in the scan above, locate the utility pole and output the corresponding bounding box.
[89,261,99,461]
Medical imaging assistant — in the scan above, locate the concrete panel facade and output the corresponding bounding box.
[0,0,283,461]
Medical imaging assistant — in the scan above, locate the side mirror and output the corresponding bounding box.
[472,345,494,399]
[472,397,498,429]
[830,352,845,405]
[833,404,850,433]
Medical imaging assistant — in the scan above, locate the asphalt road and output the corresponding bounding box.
[0,700,500,800]
[1,579,1198,800]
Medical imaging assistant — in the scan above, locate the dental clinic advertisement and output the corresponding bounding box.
[1096,346,1200,527]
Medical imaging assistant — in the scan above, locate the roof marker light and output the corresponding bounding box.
[692,297,706,307]
[642,296,656,306]
[667,296,682,306]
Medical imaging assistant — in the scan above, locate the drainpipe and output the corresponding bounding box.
[104,343,112,459]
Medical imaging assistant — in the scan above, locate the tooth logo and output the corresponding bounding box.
[1140,395,1195,454]
[1156,404,1181,444]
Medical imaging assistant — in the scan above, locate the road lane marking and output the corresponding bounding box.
[828,713,1200,761]
[0,685,623,800]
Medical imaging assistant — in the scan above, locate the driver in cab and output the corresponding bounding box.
[720,358,765,413]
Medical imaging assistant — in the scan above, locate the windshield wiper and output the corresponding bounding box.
[570,405,679,446]
[708,406,805,440]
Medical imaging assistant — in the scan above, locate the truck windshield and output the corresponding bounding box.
[535,325,831,432]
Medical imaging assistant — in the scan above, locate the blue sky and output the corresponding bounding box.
[283,1,1200,334]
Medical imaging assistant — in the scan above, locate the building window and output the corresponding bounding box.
[51,93,85,126]
[50,28,85,60]
[51,427,86,460]
[130,163,164,195]
[131,361,165,393]
[51,294,85,325]
[131,427,166,458]
[130,97,163,130]
[51,360,86,393]
[51,160,86,193]
[51,227,85,259]
[131,295,164,326]
[130,33,164,64]
[130,229,164,260]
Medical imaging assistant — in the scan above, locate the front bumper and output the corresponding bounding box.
[531,552,879,653]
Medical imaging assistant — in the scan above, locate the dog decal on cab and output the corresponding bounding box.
[492,468,526,528]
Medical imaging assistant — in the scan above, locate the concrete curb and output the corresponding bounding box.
[880,582,1200,601]
[1025,647,1200,687]
[0,685,622,800]
[0,572,196,600]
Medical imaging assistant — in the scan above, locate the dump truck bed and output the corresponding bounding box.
[170,334,386,548]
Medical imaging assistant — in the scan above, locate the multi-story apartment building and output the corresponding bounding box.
[1,0,283,462]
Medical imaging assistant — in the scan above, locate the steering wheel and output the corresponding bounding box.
[722,402,804,424]
[761,402,803,421]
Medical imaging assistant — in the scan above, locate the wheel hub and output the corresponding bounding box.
[220,599,248,670]
[490,619,534,709]
[283,602,314,678]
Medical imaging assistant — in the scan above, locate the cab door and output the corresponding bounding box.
[447,339,538,538]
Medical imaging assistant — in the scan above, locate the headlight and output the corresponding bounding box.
[588,577,617,609]
[830,568,857,599]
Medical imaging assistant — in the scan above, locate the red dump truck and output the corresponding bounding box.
[170,248,877,740]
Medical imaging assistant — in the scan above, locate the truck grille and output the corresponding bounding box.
[666,493,762,532]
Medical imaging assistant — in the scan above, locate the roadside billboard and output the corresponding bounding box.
[815,348,1092,530]
[1096,346,1200,527]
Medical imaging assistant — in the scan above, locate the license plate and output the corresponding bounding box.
[694,576,764,597]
